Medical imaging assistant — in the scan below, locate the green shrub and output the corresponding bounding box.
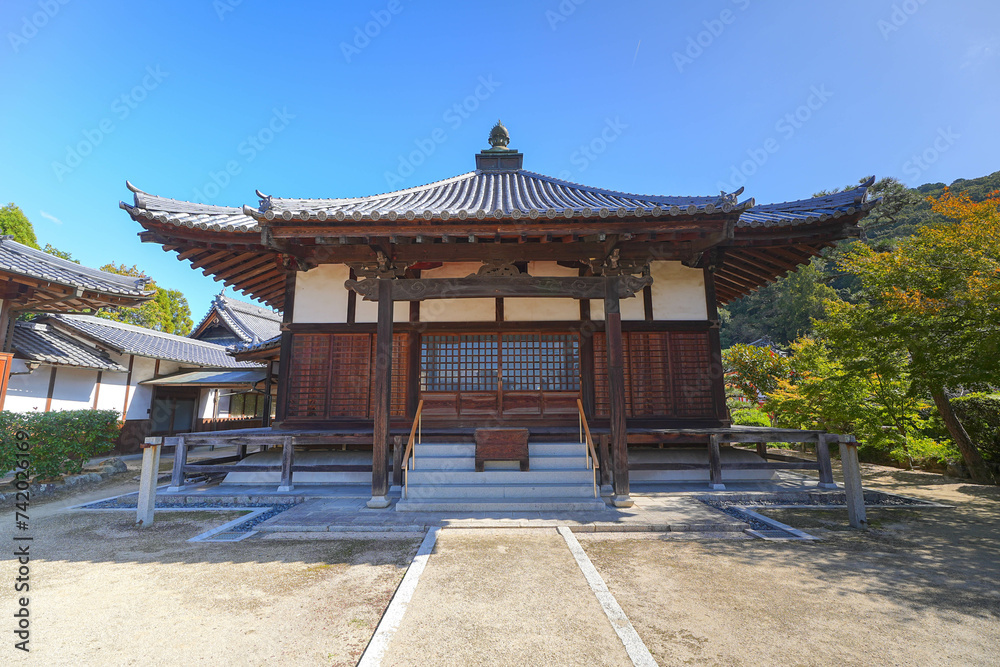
[730,407,771,428]
[0,410,121,481]
[951,393,1000,465]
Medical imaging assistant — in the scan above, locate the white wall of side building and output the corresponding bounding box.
[95,370,129,414]
[47,367,98,411]
[4,364,54,412]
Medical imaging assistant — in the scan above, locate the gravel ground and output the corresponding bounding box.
[1,480,421,667]
[383,528,633,667]
[579,465,1000,666]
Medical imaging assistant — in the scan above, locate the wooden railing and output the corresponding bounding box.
[402,399,424,499]
[577,399,600,498]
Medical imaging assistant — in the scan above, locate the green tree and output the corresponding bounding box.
[835,188,1000,483]
[96,264,193,335]
[722,343,791,403]
[0,203,40,248]
[42,244,79,263]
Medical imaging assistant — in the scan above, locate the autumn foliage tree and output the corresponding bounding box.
[835,188,1000,483]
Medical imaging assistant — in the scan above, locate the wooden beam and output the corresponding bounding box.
[44,366,57,412]
[346,275,653,302]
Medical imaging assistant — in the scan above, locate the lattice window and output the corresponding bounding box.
[327,334,372,417]
[670,332,714,418]
[501,334,579,391]
[287,334,332,418]
[628,332,672,417]
[420,334,498,392]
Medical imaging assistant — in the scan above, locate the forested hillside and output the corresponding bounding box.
[720,170,1000,347]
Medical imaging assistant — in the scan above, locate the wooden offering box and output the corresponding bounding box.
[475,428,529,472]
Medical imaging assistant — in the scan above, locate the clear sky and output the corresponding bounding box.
[1,0,996,319]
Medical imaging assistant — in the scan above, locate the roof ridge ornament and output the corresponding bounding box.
[476,120,523,172]
[486,120,511,152]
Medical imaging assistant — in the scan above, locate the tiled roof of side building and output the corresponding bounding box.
[45,314,261,368]
[192,294,282,344]
[0,237,153,296]
[12,322,127,371]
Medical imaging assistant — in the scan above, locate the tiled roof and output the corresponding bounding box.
[738,177,878,228]
[121,172,753,230]
[229,334,281,356]
[193,294,282,344]
[252,170,753,222]
[120,181,260,233]
[140,369,267,387]
[12,322,127,371]
[0,237,153,297]
[44,314,260,368]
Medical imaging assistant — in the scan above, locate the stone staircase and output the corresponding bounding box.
[394,440,609,512]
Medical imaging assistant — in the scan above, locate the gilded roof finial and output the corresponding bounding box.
[487,120,511,151]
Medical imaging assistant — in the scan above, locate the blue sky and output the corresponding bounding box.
[1,0,996,319]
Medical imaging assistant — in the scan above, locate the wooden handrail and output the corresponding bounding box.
[402,399,424,499]
[577,399,600,498]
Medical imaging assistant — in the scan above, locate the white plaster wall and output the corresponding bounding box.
[95,371,128,415]
[355,299,410,324]
[198,388,217,419]
[590,296,645,321]
[650,261,708,320]
[124,356,158,420]
[4,366,53,412]
[48,367,97,411]
[293,264,350,323]
[419,262,495,323]
[505,298,580,321]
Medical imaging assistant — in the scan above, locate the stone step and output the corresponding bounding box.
[404,482,597,500]
[395,498,610,513]
[407,455,475,471]
[406,469,594,486]
[528,442,589,456]
[412,443,475,458]
[529,454,592,470]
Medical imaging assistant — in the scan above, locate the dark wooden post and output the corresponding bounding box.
[604,277,632,507]
[598,433,612,495]
[262,360,274,428]
[167,436,187,492]
[274,272,296,426]
[839,440,868,529]
[756,442,768,460]
[708,434,725,490]
[392,435,404,488]
[278,436,294,492]
[817,434,837,489]
[368,278,393,508]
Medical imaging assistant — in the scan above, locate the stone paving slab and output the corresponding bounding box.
[252,493,747,533]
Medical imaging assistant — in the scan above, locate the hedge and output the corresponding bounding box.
[952,393,1000,465]
[730,407,771,428]
[0,410,121,481]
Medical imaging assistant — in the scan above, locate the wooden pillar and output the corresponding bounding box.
[274,271,296,426]
[392,435,404,488]
[604,276,632,507]
[598,433,612,496]
[703,267,729,423]
[368,278,393,508]
[816,434,837,489]
[167,436,186,492]
[839,440,868,529]
[262,360,274,427]
[136,439,162,526]
[756,442,768,460]
[708,434,725,490]
[278,435,294,492]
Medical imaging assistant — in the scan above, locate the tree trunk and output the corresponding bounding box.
[931,389,996,484]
